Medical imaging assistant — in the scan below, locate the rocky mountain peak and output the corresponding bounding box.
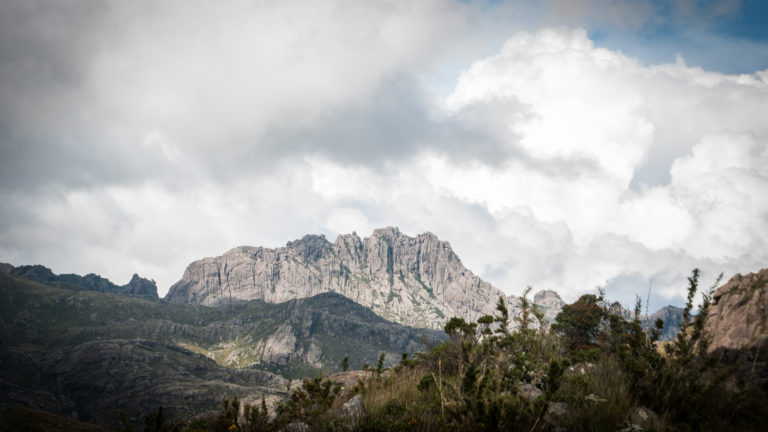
[9,264,57,282]
[125,274,159,297]
[286,234,334,262]
[533,290,564,308]
[370,226,402,240]
[533,289,565,321]
[645,305,684,341]
[166,228,519,329]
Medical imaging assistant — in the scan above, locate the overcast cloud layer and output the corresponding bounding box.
[1,0,767,311]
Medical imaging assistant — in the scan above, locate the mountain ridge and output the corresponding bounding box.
[166,227,532,329]
[2,263,159,300]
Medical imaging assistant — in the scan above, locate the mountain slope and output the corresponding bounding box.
[7,263,159,300]
[166,227,521,329]
[0,272,444,426]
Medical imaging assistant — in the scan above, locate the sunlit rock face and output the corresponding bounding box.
[166,227,524,329]
[705,268,768,351]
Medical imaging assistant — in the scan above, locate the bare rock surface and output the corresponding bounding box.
[518,383,544,401]
[533,289,565,321]
[705,268,768,351]
[166,228,525,329]
[340,394,364,424]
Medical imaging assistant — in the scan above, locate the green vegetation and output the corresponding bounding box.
[412,272,436,299]
[0,272,444,427]
[0,405,109,432]
[5,269,768,431]
[386,289,401,304]
[160,269,767,431]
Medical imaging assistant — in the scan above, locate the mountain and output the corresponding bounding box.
[705,268,768,351]
[166,227,529,329]
[0,271,444,427]
[644,305,684,341]
[6,263,159,300]
[533,289,565,321]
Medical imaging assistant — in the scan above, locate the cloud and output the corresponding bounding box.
[304,27,768,307]
[1,2,766,311]
[0,0,480,190]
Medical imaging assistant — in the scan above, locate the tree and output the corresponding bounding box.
[477,314,494,335]
[341,356,349,372]
[142,406,180,432]
[494,297,509,336]
[552,294,607,352]
[515,286,534,331]
[278,375,341,423]
[376,352,386,374]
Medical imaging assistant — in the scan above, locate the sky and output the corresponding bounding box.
[1,0,767,312]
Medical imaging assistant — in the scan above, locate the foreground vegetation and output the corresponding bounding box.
[89,270,768,430]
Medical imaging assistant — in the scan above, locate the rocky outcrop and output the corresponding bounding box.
[533,289,564,321]
[9,264,57,282]
[339,394,364,426]
[9,265,159,300]
[705,268,768,351]
[644,305,684,341]
[0,262,14,274]
[166,228,522,329]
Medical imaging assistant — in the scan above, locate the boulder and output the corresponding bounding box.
[628,406,659,428]
[341,394,365,421]
[518,383,544,401]
[705,269,768,352]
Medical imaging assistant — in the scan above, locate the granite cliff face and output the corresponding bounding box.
[705,268,768,351]
[166,228,522,329]
[533,290,565,322]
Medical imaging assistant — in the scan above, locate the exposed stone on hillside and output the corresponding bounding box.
[9,264,57,282]
[705,268,768,351]
[167,228,521,329]
[9,265,159,300]
[533,289,564,321]
[0,262,14,274]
